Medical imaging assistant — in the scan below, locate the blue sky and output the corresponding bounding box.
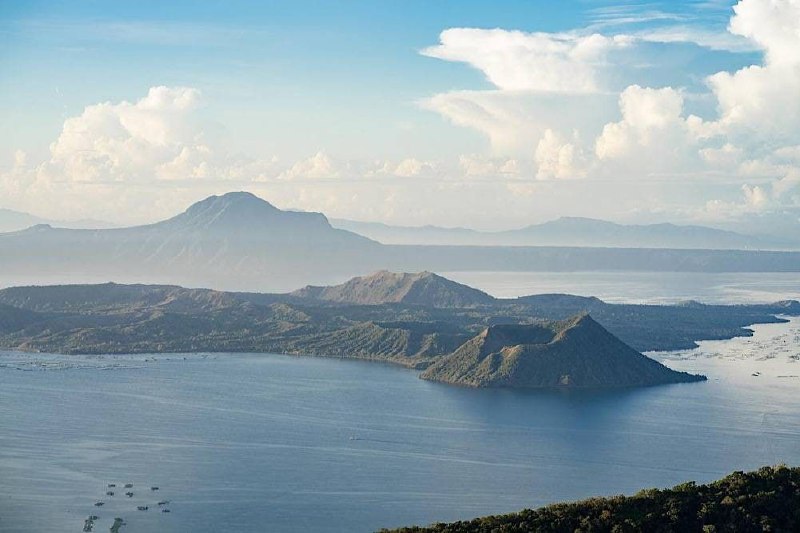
[1,1,582,159]
[1,0,748,160]
[1,0,798,233]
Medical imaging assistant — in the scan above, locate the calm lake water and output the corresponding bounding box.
[441,271,800,304]
[1,272,800,532]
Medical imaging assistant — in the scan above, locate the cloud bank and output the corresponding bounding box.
[2,0,799,233]
[420,0,800,225]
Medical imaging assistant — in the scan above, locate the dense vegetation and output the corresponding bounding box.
[382,465,800,533]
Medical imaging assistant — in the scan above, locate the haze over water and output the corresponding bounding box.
[1,273,799,533]
[442,271,800,304]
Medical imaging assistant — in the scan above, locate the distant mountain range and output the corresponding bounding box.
[2,191,800,292]
[0,208,113,233]
[331,216,798,250]
[0,192,380,291]
[4,202,795,250]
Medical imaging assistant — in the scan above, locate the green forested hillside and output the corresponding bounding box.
[382,465,800,533]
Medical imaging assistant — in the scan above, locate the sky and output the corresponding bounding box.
[1,0,799,233]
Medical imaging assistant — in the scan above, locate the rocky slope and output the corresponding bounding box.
[421,315,705,388]
[292,271,495,307]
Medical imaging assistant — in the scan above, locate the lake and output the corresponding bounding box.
[1,272,800,532]
[441,271,800,304]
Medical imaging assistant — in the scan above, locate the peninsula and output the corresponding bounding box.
[1,271,796,389]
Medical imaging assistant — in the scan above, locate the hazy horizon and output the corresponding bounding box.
[2,0,800,235]
[0,192,792,235]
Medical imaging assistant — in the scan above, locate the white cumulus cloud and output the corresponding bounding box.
[535,130,587,180]
[705,0,800,142]
[48,86,207,183]
[595,85,700,164]
[422,28,631,93]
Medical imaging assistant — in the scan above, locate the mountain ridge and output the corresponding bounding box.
[421,315,706,388]
[0,277,709,389]
[291,270,495,307]
[0,192,380,291]
[153,192,338,238]
[4,202,786,249]
[0,207,114,233]
[0,272,796,379]
[331,215,797,249]
[3,192,800,293]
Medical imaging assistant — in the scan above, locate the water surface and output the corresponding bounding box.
[442,271,800,304]
[2,271,800,532]
[1,317,799,532]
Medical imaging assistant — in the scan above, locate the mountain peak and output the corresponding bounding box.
[183,191,279,218]
[291,270,495,307]
[207,191,273,205]
[160,191,334,234]
[16,223,54,234]
[563,312,595,327]
[422,314,706,388]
